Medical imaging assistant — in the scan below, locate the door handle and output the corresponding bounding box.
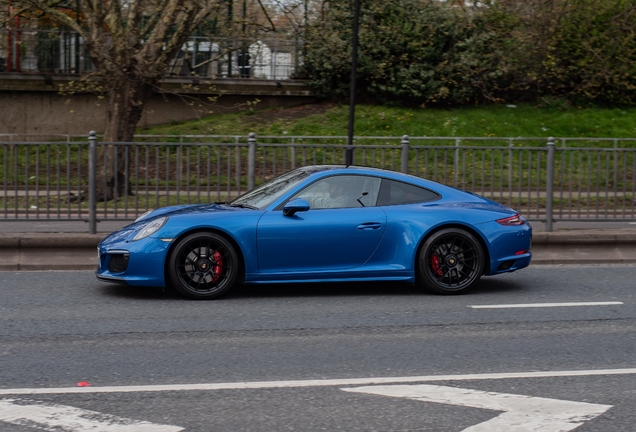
[357,222,383,230]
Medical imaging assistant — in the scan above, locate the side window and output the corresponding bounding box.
[290,175,382,209]
[377,179,440,206]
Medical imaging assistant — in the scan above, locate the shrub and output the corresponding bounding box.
[300,0,636,106]
[300,0,514,106]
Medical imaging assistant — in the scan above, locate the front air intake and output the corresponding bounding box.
[108,254,130,273]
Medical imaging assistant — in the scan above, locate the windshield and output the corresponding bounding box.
[230,168,310,209]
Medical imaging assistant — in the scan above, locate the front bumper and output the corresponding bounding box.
[96,236,172,287]
[95,273,129,285]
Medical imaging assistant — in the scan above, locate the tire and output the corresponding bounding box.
[168,232,239,300]
[417,228,484,295]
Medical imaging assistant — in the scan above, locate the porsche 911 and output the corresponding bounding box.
[96,165,532,299]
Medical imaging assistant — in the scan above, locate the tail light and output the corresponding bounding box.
[497,214,525,226]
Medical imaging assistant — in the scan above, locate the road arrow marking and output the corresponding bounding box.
[0,398,184,432]
[343,384,612,432]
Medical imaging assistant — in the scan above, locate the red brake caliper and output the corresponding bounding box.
[212,250,223,281]
[431,255,443,276]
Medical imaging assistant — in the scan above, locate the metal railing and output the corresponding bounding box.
[0,29,301,79]
[1,133,635,232]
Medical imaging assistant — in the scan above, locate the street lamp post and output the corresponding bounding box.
[345,0,361,166]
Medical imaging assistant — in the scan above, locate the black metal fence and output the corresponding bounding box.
[1,133,635,232]
[0,29,301,79]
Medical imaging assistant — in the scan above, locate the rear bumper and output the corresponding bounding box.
[491,252,532,274]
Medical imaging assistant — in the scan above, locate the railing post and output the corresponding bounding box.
[88,131,97,234]
[454,138,460,187]
[545,137,556,232]
[247,132,256,191]
[508,139,514,199]
[401,135,410,173]
[291,137,297,170]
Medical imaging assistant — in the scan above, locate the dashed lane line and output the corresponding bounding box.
[470,301,623,309]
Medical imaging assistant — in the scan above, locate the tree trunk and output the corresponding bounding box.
[96,78,155,202]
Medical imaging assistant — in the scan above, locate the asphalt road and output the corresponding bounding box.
[1,265,635,431]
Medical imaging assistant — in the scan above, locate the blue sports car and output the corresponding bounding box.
[96,165,532,299]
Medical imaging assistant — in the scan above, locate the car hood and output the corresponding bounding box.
[138,203,248,220]
[100,204,247,246]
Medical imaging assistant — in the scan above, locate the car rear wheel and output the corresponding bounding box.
[168,232,238,300]
[418,228,484,295]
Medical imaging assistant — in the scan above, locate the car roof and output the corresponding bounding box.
[299,165,437,186]
[297,165,479,202]
[297,165,406,177]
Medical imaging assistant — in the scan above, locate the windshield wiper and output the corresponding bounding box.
[228,203,258,210]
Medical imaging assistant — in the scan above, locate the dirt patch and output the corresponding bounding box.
[240,102,337,126]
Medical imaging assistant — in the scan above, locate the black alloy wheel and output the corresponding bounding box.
[168,232,239,300]
[418,228,484,294]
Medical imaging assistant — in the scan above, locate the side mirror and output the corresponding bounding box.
[283,198,310,217]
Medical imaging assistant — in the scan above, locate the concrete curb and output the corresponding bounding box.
[530,229,636,265]
[532,230,636,245]
[1,230,636,271]
[0,233,104,249]
[0,233,104,271]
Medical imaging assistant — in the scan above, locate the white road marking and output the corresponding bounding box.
[470,301,623,309]
[0,398,183,431]
[1,368,636,395]
[343,384,612,432]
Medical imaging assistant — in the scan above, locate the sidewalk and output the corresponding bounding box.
[1,223,636,271]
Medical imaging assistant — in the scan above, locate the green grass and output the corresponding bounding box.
[3,103,634,198]
[140,103,636,139]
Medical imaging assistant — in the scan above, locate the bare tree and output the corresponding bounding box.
[2,0,247,199]
[26,1,232,141]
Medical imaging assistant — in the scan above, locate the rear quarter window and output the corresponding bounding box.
[377,179,441,206]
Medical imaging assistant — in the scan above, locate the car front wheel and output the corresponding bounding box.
[168,232,239,300]
[418,228,484,295]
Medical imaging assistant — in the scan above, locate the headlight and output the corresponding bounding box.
[135,209,155,222]
[133,217,168,241]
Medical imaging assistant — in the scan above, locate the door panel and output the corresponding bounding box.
[257,207,387,273]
